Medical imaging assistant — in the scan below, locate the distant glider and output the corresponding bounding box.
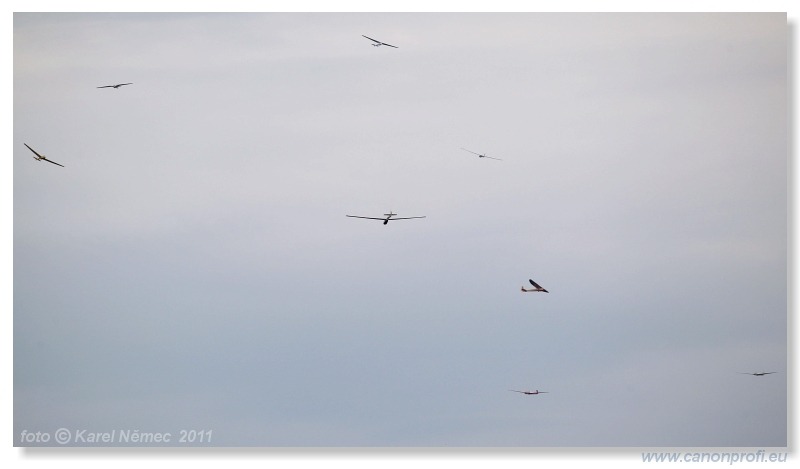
[521,279,548,293]
[97,83,133,89]
[509,389,549,395]
[347,212,425,225]
[24,143,64,167]
[737,372,777,376]
[460,147,502,161]
[362,35,398,48]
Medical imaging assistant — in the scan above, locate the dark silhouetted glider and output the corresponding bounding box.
[460,147,502,161]
[97,83,133,89]
[362,35,398,48]
[521,279,548,293]
[347,212,425,225]
[24,143,64,167]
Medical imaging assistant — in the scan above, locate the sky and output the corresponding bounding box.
[9,8,790,452]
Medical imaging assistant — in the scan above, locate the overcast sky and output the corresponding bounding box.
[11,11,788,449]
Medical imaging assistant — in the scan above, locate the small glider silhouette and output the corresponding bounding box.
[460,147,501,161]
[24,143,64,167]
[737,372,777,376]
[347,212,425,225]
[509,389,549,395]
[362,35,398,48]
[521,279,548,293]
[97,83,133,89]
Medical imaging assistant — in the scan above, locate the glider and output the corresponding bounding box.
[362,35,398,48]
[737,372,777,376]
[460,147,502,161]
[97,83,133,89]
[24,143,64,167]
[509,389,548,395]
[347,212,425,225]
[521,279,548,293]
